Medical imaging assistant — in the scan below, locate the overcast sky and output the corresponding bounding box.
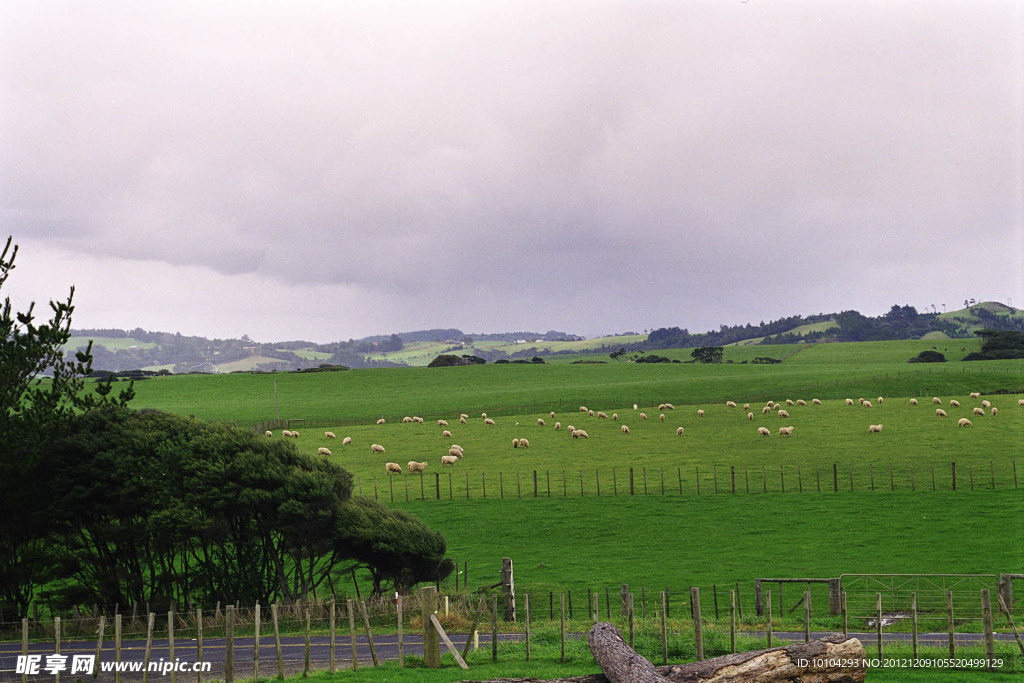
[2,1,1022,343]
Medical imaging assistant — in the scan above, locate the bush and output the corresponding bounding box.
[909,350,946,363]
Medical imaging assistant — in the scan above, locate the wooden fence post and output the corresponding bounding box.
[329,597,336,673]
[359,601,379,666]
[143,613,154,683]
[524,593,531,662]
[911,592,918,663]
[225,606,234,683]
[660,591,668,664]
[347,600,359,671]
[21,618,28,683]
[168,610,176,683]
[729,589,736,654]
[94,615,106,680]
[114,613,122,683]
[560,593,566,663]
[252,603,259,683]
[691,587,703,661]
[875,593,883,660]
[947,590,955,660]
[271,604,283,678]
[422,587,440,668]
[766,590,773,648]
[396,594,404,668]
[982,589,995,669]
[303,607,310,677]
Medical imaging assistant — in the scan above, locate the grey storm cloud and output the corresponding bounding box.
[1,1,1021,342]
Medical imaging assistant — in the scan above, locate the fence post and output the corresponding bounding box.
[875,593,883,660]
[303,607,311,677]
[729,589,736,654]
[560,593,566,663]
[691,587,703,661]
[911,592,918,664]
[842,591,848,638]
[982,589,995,669]
[114,613,122,683]
[143,613,155,683]
[947,590,955,660]
[168,610,176,683]
[422,587,440,668]
[766,590,773,648]
[492,594,499,662]
[804,590,811,642]
[660,591,668,664]
[621,584,629,617]
[359,601,379,666]
[347,600,359,671]
[21,618,28,683]
[94,615,106,680]
[396,594,404,667]
[828,578,842,615]
[251,604,259,683]
[627,593,635,649]
[524,593,531,662]
[271,604,283,678]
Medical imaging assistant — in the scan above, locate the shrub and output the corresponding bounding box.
[908,350,946,363]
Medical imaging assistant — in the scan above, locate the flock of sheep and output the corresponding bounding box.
[263,393,1024,475]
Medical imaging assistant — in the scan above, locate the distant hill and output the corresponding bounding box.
[65,302,1023,373]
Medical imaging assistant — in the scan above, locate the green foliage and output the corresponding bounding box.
[965,329,1024,360]
[690,346,723,363]
[427,354,485,367]
[908,350,946,363]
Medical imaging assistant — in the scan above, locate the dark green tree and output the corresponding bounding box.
[690,346,724,363]
[0,237,133,617]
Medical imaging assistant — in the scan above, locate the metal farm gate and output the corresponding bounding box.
[840,574,999,629]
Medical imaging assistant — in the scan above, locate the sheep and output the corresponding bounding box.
[438,419,449,427]
[857,398,865,405]
[779,426,794,436]
[290,431,300,438]
[970,392,981,399]
[572,429,589,439]
[664,403,675,410]
[413,416,424,423]
[697,410,704,418]
[762,406,772,414]
[460,416,467,424]
[991,407,999,416]
[318,447,332,456]
[611,413,619,420]
[1019,399,1024,407]
[877,397,884,404]
[385,462,402,475]
[933,397,942,405]
[371,443,386,453]
[376,418,386,425]
[448,447,464,459]
[812,399,821,406]
[949,400,960,408]
[909,398,918,405]
[550,411,556,418]
[538,418,546,426]
[743,403,751,410]
[621,425,630,434]
[868,424,883,434]
[958,418,972,428]
[481,412,487,418]
[460,413,469,420]
[442,430,452,438]
[786,399,794,406]
[580,406,588,412]
[757,427,771,436]
[512,438,520,448]
[403,416,413,423]
[588,410,595,417]
[676,427,684,436]
[726,401,737,408]
[777,409,790,418]
[862,400,872,408]
[846,398,855,406]
[982,400,991,408]
[973,407,985,416]
[342,436,352,446]
[519,438,530,448]
[936,409,947,417]
[796,399,807,406]
[658,403,666,410]
[767,401,775,407]
[659,413,665,422]
[282,430,293,437]
[325,431,336,439]
[596,411,608,419]
[554,421,561,430]
[450,444,464,453]
[265,430,273,437]
[566,425,576,434]
[441,455,459,467]
[484,418,496,425]
[633,403,639,410]
[639,413,648,420]
[407,461,427,473]
[747,412,754,421]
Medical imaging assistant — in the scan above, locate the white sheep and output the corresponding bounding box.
[550,411,556,418]
[676,427,684,436]
[762,406,772,415]
[566,425,576,434]
[982,400,991,408]
[512,438,520,448]
[862,400,872,408]
[633,404,638,410]
[580,406,588,413]
[342,436,352,446]
[970,392,981,399]
[868,424,883,434]
[282,430,293,437]
[726,401,737,408]
[554,421,561,430]
[611,413,619,420]
[796,399,807,406]
[596,411,608,419]
[519,438,530,448]
[481,412,487,418]
[858,398,865,405]
[743,403,751,410]
[325,431,336,439]
[697,409,704,417]
[845,399,855,406]
[991,407,999,416]
[621,425,630,434]
[438,419,449,427]
[973,407,985,416]
[385,462,402,475]
[659,413,665,422]
[664,403,675,410]
[290,431,300,438]
[877,397,883,404]
[747,412,754,421]
[572,429,589,439]
[1018,399,1024,407]
[318,447,332,456]
[933,397,942,405]
[949,400,960,408]
[588,410,595,417]
[757,427,770,436]
[408,461,427,473]
[413,416,424,423]
[371,443,386,453]
[265,430,273,437]
[936,409,947,417]
[376,418,386,425]
[460,416,467,424]
[779,426,794,436]
[777,409,790,418]
[786,399,794,406]
[442,430,452,438]
[403,416,413,423]
[460,413,469,420]
[909,398,918,405]
[812,399,821,406]
[441,454,459,467]
[448,447,464,459]
[538,418,546,426]
[958,418,972,428]
[639,413,648,420]
[484,418,496,425]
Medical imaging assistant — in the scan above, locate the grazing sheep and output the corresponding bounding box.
[796,399,807,406]
[290,431,300,438]
[596,412,608,419]
[538,418,546,426]
[846,399,855,406]
[991,407,999,416]
[949,400,960,408]
[572,429,589,439]
[519,438,530,448]
[621,425,630,434]
[580,406,588,412]
[812,399,821,405]
[659,413,665,422]
[664,403,675,410]
[868,424,883,434]
[747,412,754,421]
[371,443,386,453]
[1019,399,1024,407]
[554,421,561,430]
[403,416,413,423]
[566,425,576,434]
[633,404,639,410]
[414,416,424,423]
[460,413,469,420]
[762,406,772,414]
[448,447,464,458]
[484,418,496,425]
[970,392,981,399]
[441,455,459,467]
[282,430,293,437]
[449,444,464,454]
[757,427,771,436]
[958,418,972,428]
[588,410,595,417]
[438,419,449,427]
[786,399,794,406]
[858,398,865,405]
[442,430,452,438]
[376,418,386,425]
[933,397,942,405]
[408,461,427,473]
[862,400,872,408]
[973,407,985,416]
[325,431,336,439]
[460,417,467,424]
[265,430,273,437]
[726,401,737,408]
[743,403,751,410]
[318,447,332,456]
[909,398,918,405]
[612,413,619,420]
[779,426,794,436]
[697,410,704,418]
[639,413,648,420]
[550,411,556,418]
[342,436,352,446]
[676,427,684,436]
[767,401,775,408]
[936,409,947,417]
[385,462,402,475]
[877,397,884,404]
[512,438,520,448]
[481,412,487,418]
[777,409,790,418]
[982,400,991,408]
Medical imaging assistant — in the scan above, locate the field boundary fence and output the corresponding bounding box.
[3,575,1022,680]
[353,459,1020,501]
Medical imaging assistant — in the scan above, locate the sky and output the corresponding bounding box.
[2,1,1022,344]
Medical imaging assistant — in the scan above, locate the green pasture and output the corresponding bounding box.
[64,335,155,351]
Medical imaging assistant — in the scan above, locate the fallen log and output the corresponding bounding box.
[462,622,865,683]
